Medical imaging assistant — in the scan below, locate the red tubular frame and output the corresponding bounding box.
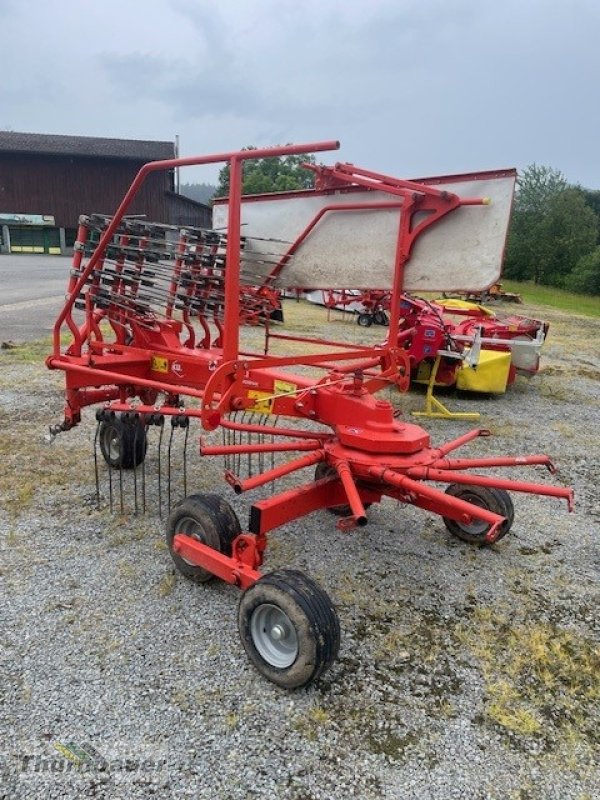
[51,141,340,358]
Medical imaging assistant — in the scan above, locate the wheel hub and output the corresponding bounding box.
[250,603,299,668]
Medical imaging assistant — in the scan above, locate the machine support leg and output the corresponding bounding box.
[412,355,480,420]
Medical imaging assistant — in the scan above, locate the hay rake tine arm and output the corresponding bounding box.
[201,440,324,456]
[404,467,575,510]
[435,428,491,456]
[369,467,505,544]
[220,419,331,441]
[334,459,368,527]
[433,455,557,473]
[225,448,326,495]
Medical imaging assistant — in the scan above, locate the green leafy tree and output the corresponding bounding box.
[504,165,597,286]
[579,188,600,244]
[535,189,597,286]
[566,247,600,294]
[214,147,317,198]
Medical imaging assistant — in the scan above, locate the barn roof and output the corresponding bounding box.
[0,131,175,161]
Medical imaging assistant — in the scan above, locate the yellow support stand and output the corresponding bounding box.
[412,355,480,420]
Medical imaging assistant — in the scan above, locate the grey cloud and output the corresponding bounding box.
[2,0,600,187]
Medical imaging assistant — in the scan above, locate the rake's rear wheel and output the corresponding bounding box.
[166,493,241,583]
[99,415,147,469]
[238,569,340,689]
[442,484,513,544]
[489,488,515,535]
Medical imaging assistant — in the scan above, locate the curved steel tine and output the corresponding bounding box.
[183,419,189,497]
[157,419,164,519]
[167,419,176,515]
[132,417,139,515]
[93,419,101,509]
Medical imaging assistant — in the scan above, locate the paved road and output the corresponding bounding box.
[0,254,71,341]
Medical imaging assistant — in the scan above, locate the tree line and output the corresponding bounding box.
[504,164,600,295]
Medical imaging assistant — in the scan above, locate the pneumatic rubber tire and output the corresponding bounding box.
[442,484,513,544]
[166,493,241,583]
[238,569,340,689]
[99,415,147,469]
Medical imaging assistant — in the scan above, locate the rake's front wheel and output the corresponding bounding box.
[238,569,340,689]
[442,484,514,544]
[166,494,241,583]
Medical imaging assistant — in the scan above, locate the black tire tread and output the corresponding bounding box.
[166,493,241,583]
[196,493,241,554]
[264,569,341,674]
[488,488,515,537]
[99,415,147,469]
[238,569,340,689]
[443,483,513,545]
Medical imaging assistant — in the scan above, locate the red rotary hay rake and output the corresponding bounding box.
[47,142,573,688]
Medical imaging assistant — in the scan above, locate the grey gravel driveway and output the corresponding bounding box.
[0,297,598,799]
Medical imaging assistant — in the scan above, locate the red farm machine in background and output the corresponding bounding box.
[47,142,573,688]
[300,289,548,394]
[315,288,392,327]
[395,294,548,394]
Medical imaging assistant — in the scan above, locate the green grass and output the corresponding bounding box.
[502,281,600,318]
[0,332,74,364]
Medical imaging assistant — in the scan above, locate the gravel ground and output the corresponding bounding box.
[1,298,599,800]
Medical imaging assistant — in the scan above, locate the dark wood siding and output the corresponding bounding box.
[0,153,173,228]
[166,192,212,228]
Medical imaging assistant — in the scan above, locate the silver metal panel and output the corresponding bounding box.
[212,172,516,291]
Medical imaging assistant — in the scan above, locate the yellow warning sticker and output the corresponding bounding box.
[151,355,169,373]
[247,390,273,414]
[274,379,297,395]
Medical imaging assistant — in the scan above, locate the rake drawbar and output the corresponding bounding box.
[47,141,574,689]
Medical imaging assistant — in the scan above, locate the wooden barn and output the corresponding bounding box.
[0,131,211,255]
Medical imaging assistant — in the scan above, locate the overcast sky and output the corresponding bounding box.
[2,0,599,187]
